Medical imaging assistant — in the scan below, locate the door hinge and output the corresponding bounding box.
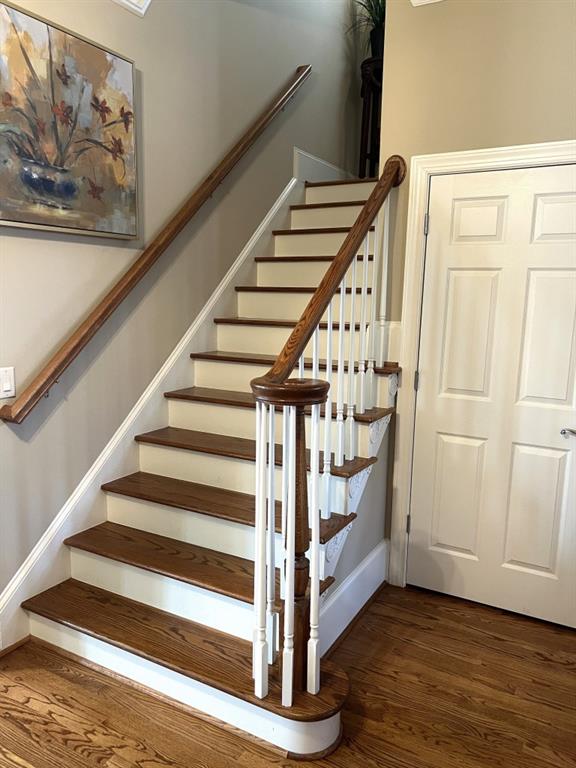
[406,515,411,535]
[423,212,429,236]
[414,370,420,391]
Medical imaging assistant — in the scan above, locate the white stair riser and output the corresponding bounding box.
[69,549,254,640]
[138,443,351,513]
[168,399,373,457]
[256,258,374,287]
[217,323,365,358]
[237,290,373,323]
[106,493,286,564]
[305,182,376,205]
[274,230,374,257]
[290,204,363,229]
[28,615,341,756]
[191,359,391,403]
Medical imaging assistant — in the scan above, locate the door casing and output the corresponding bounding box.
[389,140,576,588]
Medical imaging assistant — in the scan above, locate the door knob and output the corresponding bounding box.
[560,427,576,438]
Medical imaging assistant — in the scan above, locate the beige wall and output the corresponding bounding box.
[0,0,362,590]
[380,0,576,320]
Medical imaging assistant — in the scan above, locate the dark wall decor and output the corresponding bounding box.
[0,2,137,238]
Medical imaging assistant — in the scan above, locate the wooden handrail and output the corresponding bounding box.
[1,65,312,424]
[252,154,406,395]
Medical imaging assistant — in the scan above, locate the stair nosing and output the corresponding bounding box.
[254,254,374,262]
[290,199,367,211]
[102,472,357,545]
[304,177,376,187]
[213,317,364,330]
[164,385,394,425]
[189,349,401,375]
[234,285,371,294]
[272,225,374,236]
[134,427,377,479]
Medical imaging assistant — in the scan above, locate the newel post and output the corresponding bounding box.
[251,376,329,697]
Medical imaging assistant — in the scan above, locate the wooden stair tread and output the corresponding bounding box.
[165,385,394,424]
[65,521,335,604]
[22,579,348,722]
[254,254,373,262]
[65,522,262,605]
[102,471,357,544]
[304,177,376,187]
[214,317,363,330]
[235,285,371,294]
[272,225,374,236]
[135,427,377,478]
[290,200,367,210]
[190,349,401,375]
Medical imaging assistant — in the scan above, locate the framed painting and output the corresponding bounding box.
[0,1,137,238]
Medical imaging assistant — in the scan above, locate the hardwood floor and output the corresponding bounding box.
[1,585,575,767]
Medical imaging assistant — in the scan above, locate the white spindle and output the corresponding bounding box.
[312,326,319,381]
[266,404,276,664]
[367,202,385,409]
[298,354,305,379]
[378,196,391,368]
[307,400,321,694]
[253,402,268,698]
[281,406,296,707]
[358,232,370,414]
[346,252,358,461]
[321,299,334,517]
[280,408,288,601]
[335,275,346,466]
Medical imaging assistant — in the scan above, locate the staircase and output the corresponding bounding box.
[21,175,401,759]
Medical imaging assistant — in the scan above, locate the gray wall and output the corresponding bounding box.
[380,0,576,320]
[0,0,363,590]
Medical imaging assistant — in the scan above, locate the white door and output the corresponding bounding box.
[408,164,576,627]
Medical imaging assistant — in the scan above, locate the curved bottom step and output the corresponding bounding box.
[23,580,348,757]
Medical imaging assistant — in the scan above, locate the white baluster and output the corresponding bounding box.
[299,354,305,379]
[322,300,334,517]
[367,200,385,408]
[253,402,268,698]
[282,405,296,707]
[335,275,347,466]
[358,232,371,415]
[312,326,319,381]
[280,407,288,601]
[346,252,358,461]
[307,400,321,694]
[266,404,277,664]
[378,196,391,368]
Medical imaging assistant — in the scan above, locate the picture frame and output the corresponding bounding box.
[0,1,138,239]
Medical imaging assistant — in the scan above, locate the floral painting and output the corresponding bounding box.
[0,2,137,238]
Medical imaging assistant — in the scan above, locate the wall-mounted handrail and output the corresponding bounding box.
[249,154,406,706]
[0,65,312,424]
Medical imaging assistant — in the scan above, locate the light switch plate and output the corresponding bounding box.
[0,367,15,399]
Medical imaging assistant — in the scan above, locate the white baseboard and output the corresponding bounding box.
[293,147,353,183]
[319,539,389,656]
[0,175,301,651]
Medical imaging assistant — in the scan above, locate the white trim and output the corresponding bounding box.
[0,175,302,650]
[319,539,389,655]
[112,0,152,17]
[293,147,354,183]
[390,140,576,587]
[29,615,341,756]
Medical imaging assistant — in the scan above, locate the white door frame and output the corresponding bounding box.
[389,139,576,587]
